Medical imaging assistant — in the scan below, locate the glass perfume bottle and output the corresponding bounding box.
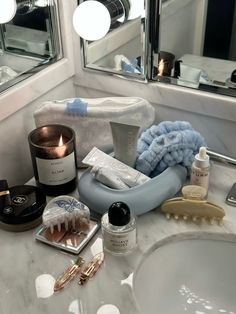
[101,202,137,255]
[190,146,210,194]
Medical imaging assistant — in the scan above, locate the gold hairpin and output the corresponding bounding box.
[54,256,84,292]
[78,252,104,285]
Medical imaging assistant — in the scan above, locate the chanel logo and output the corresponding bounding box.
[12,195,28,205]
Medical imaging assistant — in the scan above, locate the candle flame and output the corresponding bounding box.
[56,134,67,158]
[58,134,64,147]
[158,59,164,76]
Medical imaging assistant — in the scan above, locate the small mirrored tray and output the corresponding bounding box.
[35,218,100,254]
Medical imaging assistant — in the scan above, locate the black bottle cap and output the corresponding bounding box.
[108,202,131,226]
[0,179,12,210]
[0,180,9,192]
[173,60,182,78]
[231,69,236,83]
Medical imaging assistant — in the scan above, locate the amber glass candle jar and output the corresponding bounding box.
[28,125,77,196]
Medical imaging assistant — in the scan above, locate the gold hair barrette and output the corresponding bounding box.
[78,252,104,285]
[161,185,225,225]
[54,256,84,292]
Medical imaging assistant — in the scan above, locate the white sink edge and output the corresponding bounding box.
[132,230,236,289]
[137,230,236,264]
[132,231,236,314]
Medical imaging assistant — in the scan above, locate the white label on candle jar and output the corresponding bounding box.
[36,153,76,185]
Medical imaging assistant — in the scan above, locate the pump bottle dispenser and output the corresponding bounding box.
[190,146,210,193]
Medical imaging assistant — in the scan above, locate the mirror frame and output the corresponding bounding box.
[0,0,63,94]
[79,0,162,81]
[80,0,157,82]
[0,0,77,122]
[80,0,236,98]
[150,0,236,98]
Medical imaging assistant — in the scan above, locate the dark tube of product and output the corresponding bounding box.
[0,180,13,214]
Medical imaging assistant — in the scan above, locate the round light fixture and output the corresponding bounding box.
[128,0,143,20]
[73,1,111,41]
[0,0,17,24]
[34,0,49,7]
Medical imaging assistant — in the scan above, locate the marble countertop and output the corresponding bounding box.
[181,54,236,84]
[1,161,236,314]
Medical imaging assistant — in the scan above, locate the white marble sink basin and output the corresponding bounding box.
[133,233,236,314]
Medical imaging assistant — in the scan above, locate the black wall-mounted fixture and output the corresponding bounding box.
[98,0,130,26]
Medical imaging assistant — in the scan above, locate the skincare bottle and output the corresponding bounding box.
[109,121,140,167]
[190,146,210,193]
[101,202,137,255]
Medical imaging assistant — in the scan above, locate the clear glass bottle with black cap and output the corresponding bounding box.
[101,201,137,255]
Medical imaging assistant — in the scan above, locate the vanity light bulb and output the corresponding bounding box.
[73,1,111,41]
[34,0,49,7]
[128,0,144,20]
[0,0,17,24]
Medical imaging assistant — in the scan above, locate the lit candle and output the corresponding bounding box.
[158,51,175,77]
[28,125,77,196]
[55,134,67,158]
[158,59,164,76]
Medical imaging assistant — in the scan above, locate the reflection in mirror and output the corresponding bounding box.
[76,0,147,80]
[0,0,62,93]
[77,0,236,98]
[157,0,236,97]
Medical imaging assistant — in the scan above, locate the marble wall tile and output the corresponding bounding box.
[0,78,76,186]
[76,83,236,157]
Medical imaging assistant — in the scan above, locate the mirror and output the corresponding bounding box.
[78,0,148,81]
[0,0,62,93]
[79,0,236,97]
[156,0,236,97]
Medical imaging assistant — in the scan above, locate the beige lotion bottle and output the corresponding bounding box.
[190,146,210,193]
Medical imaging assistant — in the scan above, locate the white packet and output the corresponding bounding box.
[83,147,150,187]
